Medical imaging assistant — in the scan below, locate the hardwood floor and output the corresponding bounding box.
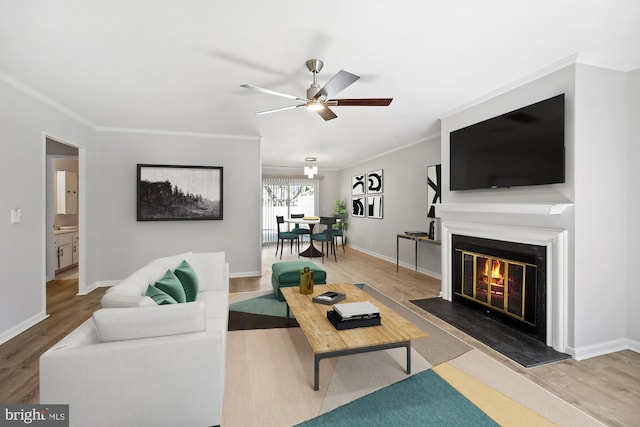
[0,279,106,405]
[1,245,638,427]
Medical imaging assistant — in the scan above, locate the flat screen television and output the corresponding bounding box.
[449,94,565,191]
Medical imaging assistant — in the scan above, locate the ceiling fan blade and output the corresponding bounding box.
[255,104,306,115]
[241,84,308,102]
[313,70,360,100]
[328,98,393,106]
[316,107,338,121]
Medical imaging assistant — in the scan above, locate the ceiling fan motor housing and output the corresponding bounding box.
[307,83,321,100]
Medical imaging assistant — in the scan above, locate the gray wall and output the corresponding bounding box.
[339,136,442,278]
[0,77,96,343]
[95,131,262,281]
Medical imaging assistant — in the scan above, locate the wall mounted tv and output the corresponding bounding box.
[450,94,565,191]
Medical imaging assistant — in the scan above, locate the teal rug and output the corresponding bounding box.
[228,284,366,331]
[297,370,498,426]
[230,292,288,318]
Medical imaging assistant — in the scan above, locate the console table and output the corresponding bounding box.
[396,233,441,272]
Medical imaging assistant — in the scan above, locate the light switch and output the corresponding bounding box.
[10,208,21,224]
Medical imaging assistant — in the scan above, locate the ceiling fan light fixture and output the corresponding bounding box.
[306,102,325,111]
[304,157,318,178]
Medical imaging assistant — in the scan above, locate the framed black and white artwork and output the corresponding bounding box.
[352,174,366,195]
[367,169,383,194]
[427,164,441,218]
[137,164,223,221]
[366,195,383,219]
[351,197,365,217]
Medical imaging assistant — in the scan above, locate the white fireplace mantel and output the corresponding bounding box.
[440,220,569,353]
[435,203,573,216]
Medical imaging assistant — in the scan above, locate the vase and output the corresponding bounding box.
[299,266,314,294]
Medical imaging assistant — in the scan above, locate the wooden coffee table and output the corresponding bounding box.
[281,283,428,390]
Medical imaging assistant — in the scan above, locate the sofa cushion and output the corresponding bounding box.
[174,260,199,302]
[153,269,187,303]
[106,269,157,297]
[184,252,226,291]
[92,301,207,343]
[100,293,157,309]
[145,285,179,305]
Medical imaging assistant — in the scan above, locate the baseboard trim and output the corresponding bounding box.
[348,245,441,280]
[0,311,48,346]
[230,271,262,278]
[573,338,635,361]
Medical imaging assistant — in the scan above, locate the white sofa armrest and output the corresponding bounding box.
[40,327,224,427]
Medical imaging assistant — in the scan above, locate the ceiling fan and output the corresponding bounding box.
[241,59,393,121]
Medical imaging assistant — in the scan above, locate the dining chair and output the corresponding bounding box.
[310,216,337,263]
[333,213,346,253]
[290,213,311,243]
[276,216,299,259]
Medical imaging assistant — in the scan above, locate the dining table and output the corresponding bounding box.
[284,217,323,258]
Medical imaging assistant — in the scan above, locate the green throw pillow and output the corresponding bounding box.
[174,260,199,302]
[145,284,178,305]
[153,269,187,303]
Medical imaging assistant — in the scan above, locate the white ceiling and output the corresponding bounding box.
[1,1,638,170]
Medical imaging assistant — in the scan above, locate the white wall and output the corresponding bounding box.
[95,131,262,280]
[573,64,630,356]
[627,68,640,348]
[339,136,442,277]
[0,77,96,343]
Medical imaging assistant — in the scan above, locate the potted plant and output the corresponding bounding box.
[332,199,347,231]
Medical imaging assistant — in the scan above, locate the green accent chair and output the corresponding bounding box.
[333,213,346,253]
[290,213,311,243]
[310,216,337,263]
[275,215,299,259]
[271,260,327,301]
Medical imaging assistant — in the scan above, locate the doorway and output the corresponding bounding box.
[45,136,84,296]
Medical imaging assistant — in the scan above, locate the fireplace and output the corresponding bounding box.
[452,234,546,341]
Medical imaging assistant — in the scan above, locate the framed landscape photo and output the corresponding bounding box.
[137,164,223,221]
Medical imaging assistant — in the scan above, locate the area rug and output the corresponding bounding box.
[229,284,471,366]
[298,369,498,426]
[410,297,571,368]
[224,285,601,427]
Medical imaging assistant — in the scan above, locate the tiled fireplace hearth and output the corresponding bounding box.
[438,207,569,353]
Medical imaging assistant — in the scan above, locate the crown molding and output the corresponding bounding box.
[439,54,578,120]
[96,127,259,140]
[0,70,97,129]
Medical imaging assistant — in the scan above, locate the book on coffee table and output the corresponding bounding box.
[312,291,346,305]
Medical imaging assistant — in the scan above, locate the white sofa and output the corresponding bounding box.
[40,252,229,427]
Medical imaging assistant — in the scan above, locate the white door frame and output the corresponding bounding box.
[42,133,86,298]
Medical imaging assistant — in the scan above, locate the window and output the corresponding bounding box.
[262,177,318,244]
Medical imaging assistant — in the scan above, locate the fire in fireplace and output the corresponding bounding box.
[452,235,546,341]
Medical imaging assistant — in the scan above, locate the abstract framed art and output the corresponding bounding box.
[366,195,383,219]
[427,164,441,218]
[367,169,383,194]
[352,197,365,217]
[352,174,366,195]
[137,164,223,221]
